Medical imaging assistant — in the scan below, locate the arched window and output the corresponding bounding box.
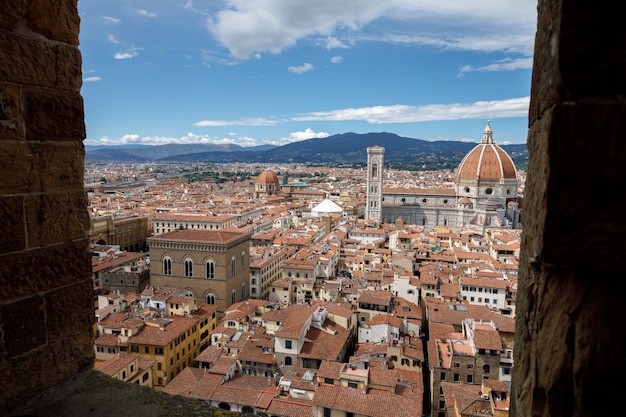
[206,293,215,305]
[163,257,172,275]
[241,283,246,299]
[371,164,377,178]
[285,357,292,366]
[241,251,246,269]
[231,289,236,305]
[206,260,215,279]
[231,256,236,276]
[184,258,193,277]
[483,364,491,374]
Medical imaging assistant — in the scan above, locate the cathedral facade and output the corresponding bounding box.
[366,121,522,230]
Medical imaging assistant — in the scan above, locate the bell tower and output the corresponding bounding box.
[366,146,385,220]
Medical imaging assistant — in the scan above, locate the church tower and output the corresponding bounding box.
[366,146,384,220]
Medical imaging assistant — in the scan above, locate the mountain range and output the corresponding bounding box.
[85,132,528,171]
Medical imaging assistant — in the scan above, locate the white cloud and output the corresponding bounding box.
[114,47,142,60]
[83,76,102,82]
[291,97,530,124]
[100,15,120,24]
[85,132,259,147]
[263,128,330,146]
[326,37,349,49]
[288,63,314,74]
[137,9,157,18]
[458,57,534,76]
[108,34,119,44]
[193,117,278,127]
[207,1,537,59]
[330,56,343,64]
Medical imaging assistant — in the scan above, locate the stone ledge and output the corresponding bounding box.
[7,369,239,417]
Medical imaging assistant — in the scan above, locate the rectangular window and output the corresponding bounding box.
[348,382,358,389]
[142,373,149,382]
[453,373,460,382]
[285,340,292,349]
[440,372,446,381]
[155,347,163,355]
[467,374,474,383]
[323,408,331,417]
[144,346,149,354]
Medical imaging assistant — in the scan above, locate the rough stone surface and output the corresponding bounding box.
[0,1,26,31]
[0,296,47,358]
[0,83,24,140]
[0,196,26,254]
[0,241,92,302]
[25,191,90,247]
[513,1,626,417]
[45,280,94,343]
[0,31,57,87]
[7,370,236,417]
[24,88,85,141]
[27,0,81,45]
[29,142,86,191]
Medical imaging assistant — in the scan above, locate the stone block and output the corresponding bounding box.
[0,240,92,302]
[24,88,85,141]
[0,296,47,359]
[0,31,57,87]
[25,190,90,248]
[45,280,94,343]
[542,103,626,267]
[0,83,24,140]
[0,0,26,31]
[55,44,83,91]
[29,142,85,192]
[0,196,26,254]
[27,0,80,45]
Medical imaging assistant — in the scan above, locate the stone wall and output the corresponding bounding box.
[512,1,626,416]
[0,0,94,412]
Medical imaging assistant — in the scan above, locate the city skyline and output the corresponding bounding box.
[79,0,537,147]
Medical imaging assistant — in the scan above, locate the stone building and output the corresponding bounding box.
[89,214,150,252]
[367,122,523,230]
[147,229,251,316]
[254,169,280,198]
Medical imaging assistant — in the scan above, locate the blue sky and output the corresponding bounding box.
[79,1,537,147]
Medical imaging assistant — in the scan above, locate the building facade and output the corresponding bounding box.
[367,122,522,231]
[147,229,251,315]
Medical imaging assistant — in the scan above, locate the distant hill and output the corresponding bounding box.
[85,132,528,171]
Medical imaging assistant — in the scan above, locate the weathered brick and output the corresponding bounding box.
[24,88,85,141]
[27,0,80,45]
[0,240,92,302]
[0,82,24,140]
[0,31,57,87]
[46,280,94,343]
[0,196,26,254]
[0,296,47,359]
[25,190,90,248]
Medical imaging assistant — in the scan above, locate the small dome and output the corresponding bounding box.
[457,120,517,181]
[256,170,279,185]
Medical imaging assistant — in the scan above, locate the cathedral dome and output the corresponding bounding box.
[457,120,517,181]
[256,170,279,185]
